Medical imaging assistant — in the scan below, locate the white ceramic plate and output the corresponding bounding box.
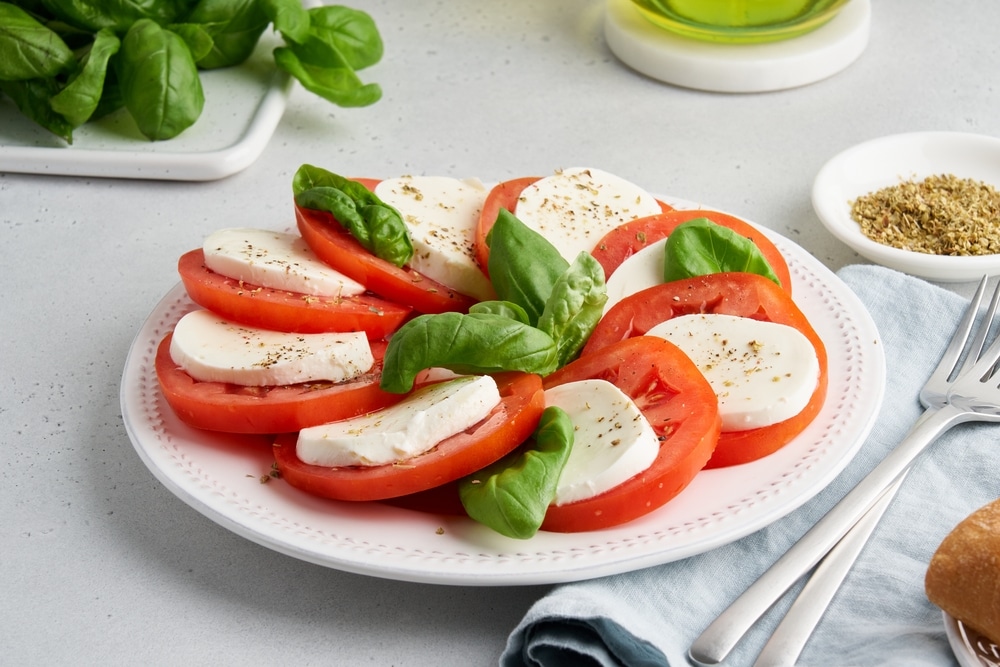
[944,612,1000,667]
[0,32,289,181]
[120,204,885,585]
[812,131,1000,283]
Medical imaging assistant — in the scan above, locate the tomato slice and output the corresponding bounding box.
[272,371,546,501]
[177,249,412,338]
[584,272,828,468]
[154,333,404,434]
[295,203,479,315]
[473,176,675,276]
[539,336,720,532]
[590,209,793,294]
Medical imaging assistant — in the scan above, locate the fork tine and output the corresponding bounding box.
[924,276,989,392]
[957,278,1000,379]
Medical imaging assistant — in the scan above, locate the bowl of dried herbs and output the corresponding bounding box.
[812,131,1000,282]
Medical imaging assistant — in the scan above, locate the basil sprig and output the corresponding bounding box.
[380,209,608,393]
[458,406,574,539]
[0,1,383,142]
[292,164,413,268]
[663,217,780,285]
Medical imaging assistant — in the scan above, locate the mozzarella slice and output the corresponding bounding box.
[647,313,819,431]
[514,167,663,264]
[169,310,374,386]
[374,176,494,301]
[603,237,667,313]
[203,227,365,297]
[545,379,659,506]
[296,375,501,467]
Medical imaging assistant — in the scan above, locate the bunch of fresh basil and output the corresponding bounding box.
[0,0,383,142]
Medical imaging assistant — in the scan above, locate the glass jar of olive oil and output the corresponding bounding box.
[629,0,850,43]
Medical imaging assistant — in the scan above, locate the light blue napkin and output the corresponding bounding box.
[502,265,1000,667]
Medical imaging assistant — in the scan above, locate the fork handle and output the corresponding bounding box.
[688,404,969,666]
[751,473,907,667]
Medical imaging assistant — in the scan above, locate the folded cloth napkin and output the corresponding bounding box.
[502,265,1000,667]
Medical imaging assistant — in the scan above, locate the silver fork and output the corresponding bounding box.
[689,276,1000,667]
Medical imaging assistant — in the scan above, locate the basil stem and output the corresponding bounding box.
[458,406,574,540]
[379,312,559,394]
[663,217,781,285]
[292,164,413,268]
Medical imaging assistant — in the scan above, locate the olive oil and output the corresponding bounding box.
[630,0,849,43]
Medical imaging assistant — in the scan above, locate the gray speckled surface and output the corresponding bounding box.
[3,0,998,664]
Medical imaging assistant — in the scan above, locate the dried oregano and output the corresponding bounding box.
[849,174,1000,256]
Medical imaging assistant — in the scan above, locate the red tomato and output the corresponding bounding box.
[295,203,479,315]
[473,176,675,276]
[177,249,411,338]
[590,209,793,294]
[154,334,403,434]
[583,272,828,468]
[540,336,721,532]
[272,371,546,501]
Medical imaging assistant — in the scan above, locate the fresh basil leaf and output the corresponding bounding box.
[0,77,74,142]
[486,208,570,327]
[459,406,574,539]
[291,163,383,202]
[663,217,781,285]
[117,19,204,140]
[167,23,214,63]
[0,3,75,81]
[181,0,268,69]
[273,40,381,107]
[38,0,192,33]
[49,27,119,126]
[537,251,608,367]
[260,0,309,45]
[380,312,559,394]
[469,300,531,326]
[307,5,382,70]
[293,164,412,267]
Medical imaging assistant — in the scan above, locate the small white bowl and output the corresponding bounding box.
[812,131,1000,282]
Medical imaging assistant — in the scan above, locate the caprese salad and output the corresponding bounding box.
[154,165,827,539]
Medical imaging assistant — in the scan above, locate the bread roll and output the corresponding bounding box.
[925,497,1000,644]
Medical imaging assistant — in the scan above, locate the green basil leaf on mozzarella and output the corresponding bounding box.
[379,312,559,393]
[202,228,365,297]
[663,217,780,285]
[458,406,574,539]
[537,251,608,367]
[169,310,373,386]
[646,313,819,431]
[297,375,500,467]
[487,208,570,326]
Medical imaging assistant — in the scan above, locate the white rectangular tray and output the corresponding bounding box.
[0,33,290,182]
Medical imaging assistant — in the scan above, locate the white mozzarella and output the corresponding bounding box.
[374,176,494,301]
[647,313,819,431]
[513,167,663,264]
[202,227,365,297]
[169,310,374,386]
[544,379,659,506]
[296,375,501,467]
[603,237,667,313]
